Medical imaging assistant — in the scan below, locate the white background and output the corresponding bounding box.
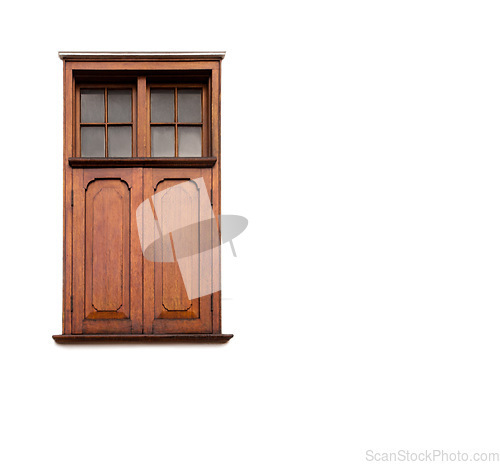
[1,1,499,464]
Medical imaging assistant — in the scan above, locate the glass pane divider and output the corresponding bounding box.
[174,88,178,157]
[149,123,202,126]
[104,88,108,157]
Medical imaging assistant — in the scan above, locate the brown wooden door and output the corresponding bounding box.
[72,168,143,334]
[143,168,214,334]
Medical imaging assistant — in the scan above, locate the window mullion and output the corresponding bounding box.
[104,87,108,157]
[175,87,178,157]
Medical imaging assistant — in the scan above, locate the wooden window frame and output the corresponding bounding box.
[76,83,137,157]
[75,79,210,159]
[55,53,229,343]
[147,83,209,158]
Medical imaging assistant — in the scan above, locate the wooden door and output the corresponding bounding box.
[143,168,214,333]
[72,168,143,334]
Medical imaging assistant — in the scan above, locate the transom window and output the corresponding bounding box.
[150,87,203,157]
[76,81,207,158]
[77,86,135,158]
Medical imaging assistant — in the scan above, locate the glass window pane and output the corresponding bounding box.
[108,90,132,123]
[151,89,174,123]
[81,89,104,123]
[81,127,105,157]
[151,126,175,157]
[178,89,202,123]
[178,126,201,157]
[108,126,132,157]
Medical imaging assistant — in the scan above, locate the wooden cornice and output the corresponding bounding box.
[59,51,226,61]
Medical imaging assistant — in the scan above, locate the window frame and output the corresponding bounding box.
[147,82,209,158]
[57,52,226,342]
[74,79,210,159]
[75,83,137,158]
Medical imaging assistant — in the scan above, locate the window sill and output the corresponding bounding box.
[53,334,233,344]
[68,157,217,168]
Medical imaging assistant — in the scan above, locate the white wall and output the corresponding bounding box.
[1,1,500,464]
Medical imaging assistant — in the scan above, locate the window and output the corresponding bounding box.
[150,86,206,157]
[77,85,136,157]
[76,80,208,159]
[54,51,230,343]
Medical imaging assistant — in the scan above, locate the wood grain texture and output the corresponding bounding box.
[73,168,142,334]
[142,168,154,334]
[211,62,222,333]
[69,61,218,71]
[63,60,73,334]
[137,76,147,157]
[86,179,129,316]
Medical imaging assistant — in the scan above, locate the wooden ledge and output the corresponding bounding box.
[69,157,217,168]
[59,51,226,61]
[52,334,233,344]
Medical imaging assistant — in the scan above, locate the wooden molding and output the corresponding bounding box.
[69,157,217,168]
[59,51,225,61]
[52,334,233,344]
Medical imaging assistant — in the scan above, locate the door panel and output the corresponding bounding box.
[156,178,200,319]
[72,168,143,334]
[86,179,129,318]
[143,168,213,334]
